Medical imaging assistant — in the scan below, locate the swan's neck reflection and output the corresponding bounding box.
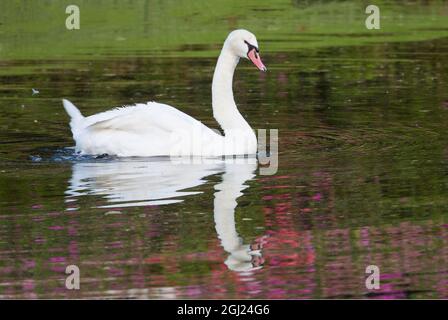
[66,157,263,272]
[214,161,264,272]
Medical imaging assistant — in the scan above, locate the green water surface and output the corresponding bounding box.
[0,0,447,299]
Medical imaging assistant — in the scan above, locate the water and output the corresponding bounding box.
[1,1,448,299]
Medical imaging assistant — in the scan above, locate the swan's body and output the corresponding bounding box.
[63,100,226,157]
[63,29,266,157]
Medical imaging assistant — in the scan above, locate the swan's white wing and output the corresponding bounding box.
[84,102,205,134]
[74,102,221,156]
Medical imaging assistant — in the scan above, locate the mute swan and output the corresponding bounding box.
[62,29,266,157]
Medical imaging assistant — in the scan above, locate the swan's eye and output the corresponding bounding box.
[244,40,259,53]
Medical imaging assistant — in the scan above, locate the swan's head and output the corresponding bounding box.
[224,29,267,72]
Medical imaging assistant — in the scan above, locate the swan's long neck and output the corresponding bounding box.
[212,48,252,134]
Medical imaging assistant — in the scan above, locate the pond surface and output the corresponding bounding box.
[1,1,448,299]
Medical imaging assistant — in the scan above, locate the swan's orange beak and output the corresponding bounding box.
[248,48,267,72]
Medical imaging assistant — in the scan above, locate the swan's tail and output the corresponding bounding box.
[62,99,84,133]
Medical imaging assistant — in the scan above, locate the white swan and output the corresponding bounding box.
[62,29,266,157]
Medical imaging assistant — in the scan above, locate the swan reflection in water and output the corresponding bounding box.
[65,157,265,272]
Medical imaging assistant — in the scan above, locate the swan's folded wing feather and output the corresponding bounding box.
[84,102,204,135]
